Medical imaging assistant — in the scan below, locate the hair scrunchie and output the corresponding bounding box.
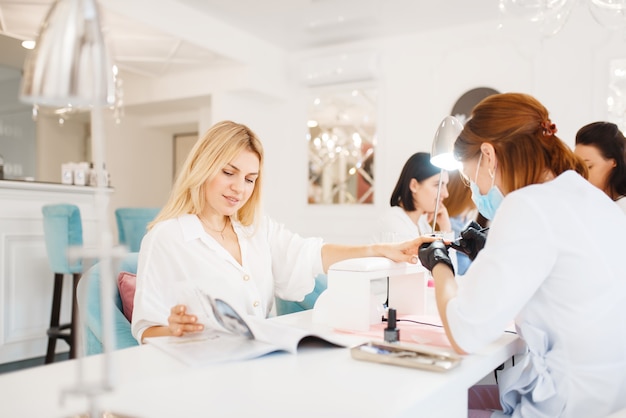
[541,120,558,137]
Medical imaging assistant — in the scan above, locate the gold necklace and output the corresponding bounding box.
[199,216,229,241]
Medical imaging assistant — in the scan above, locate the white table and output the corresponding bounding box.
[0,311,524,418]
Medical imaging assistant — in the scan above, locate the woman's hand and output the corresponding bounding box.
[426,203,452,233]
[168,305,204,336]
[376,235,439,264]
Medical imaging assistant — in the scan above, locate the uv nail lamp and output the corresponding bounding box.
[312,257,428,332]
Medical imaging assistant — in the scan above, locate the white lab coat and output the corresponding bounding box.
[447,171,626,417]
[131,214,324,342]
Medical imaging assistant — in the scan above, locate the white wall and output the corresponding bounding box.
[92,6,623,245]
[273,7,620,244]
[102,115,173,215]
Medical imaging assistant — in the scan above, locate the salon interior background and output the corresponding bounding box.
[0,0,622,244]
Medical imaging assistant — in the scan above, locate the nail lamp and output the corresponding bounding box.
[312,257,428,332]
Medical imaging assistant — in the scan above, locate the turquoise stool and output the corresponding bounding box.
[115,207,160,252]
[77,252,140,355]
[41,203,83,363]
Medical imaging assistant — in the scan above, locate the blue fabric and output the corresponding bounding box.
[450,215,472,275]
[275,274,327,315]
[115,207,160,252]
[41,204,83,274]
[78,252,322,354]
[77,252,140,355]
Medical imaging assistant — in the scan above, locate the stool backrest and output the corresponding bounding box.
[115,207,160,252]
[41,204,83,274]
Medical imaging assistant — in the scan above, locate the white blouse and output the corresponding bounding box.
[372,206,432,243]
[372,206,457,272]
[447,171,626,417]
[615,195,626,215]
[131,214,324,342]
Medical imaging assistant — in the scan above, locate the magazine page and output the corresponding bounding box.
[203,291,365,352]
[243,314,366,353]
[145,330,285,366]
[146,293,366,366]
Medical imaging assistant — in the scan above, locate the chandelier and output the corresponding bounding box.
[499,0,626,37]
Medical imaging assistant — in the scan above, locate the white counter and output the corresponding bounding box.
[0,310,524,418]
[0,180,112,363]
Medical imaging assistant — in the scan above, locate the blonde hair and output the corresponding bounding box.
[150,120,264,229]
[455,93,587,193]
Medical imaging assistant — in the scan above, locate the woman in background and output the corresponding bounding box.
[418,93,626,417]
[574,121,626,214]
[373,152,452,243]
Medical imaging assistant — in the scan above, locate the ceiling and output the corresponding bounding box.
[0,0,221,78]
[0,0,502,79]
[175,0,502,50]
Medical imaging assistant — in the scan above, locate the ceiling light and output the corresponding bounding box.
[500,0,626,35]
[21,40,36,50]
[20,0,117,108]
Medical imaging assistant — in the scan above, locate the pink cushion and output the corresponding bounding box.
[117,271,137,322]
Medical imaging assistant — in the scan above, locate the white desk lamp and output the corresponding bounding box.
[20,0,124,417]
[429,115,464,232]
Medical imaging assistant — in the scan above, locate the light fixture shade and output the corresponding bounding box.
[431,115,463,170]
[20,0,116,108]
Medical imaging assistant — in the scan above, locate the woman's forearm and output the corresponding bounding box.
[431,263,466,354]
[140,325,172,343]
[320,243,379,272]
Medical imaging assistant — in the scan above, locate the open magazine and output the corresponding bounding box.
[145,291,366,366]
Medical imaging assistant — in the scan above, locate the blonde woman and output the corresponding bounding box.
[131,120,432,343]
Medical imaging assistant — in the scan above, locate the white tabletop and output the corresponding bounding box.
[1,311,524,418]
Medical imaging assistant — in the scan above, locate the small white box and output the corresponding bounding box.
[73,162,89,186]
[61,163,75,185]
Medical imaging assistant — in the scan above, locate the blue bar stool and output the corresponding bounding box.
[41,203,83,363]
[115,207,160,252]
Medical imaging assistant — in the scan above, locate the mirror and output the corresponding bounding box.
[307,86,377,204]
[0,65,37,180]
[0,34,91,183]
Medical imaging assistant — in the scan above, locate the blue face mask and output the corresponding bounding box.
[469,154,504,220]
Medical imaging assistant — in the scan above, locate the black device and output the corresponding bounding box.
[384,308,400,343]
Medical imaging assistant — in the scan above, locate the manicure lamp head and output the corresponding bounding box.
[430,115,463,171]
[429,115,464,232]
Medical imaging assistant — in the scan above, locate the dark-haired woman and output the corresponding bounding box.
[373,152,452,243]
[575,121,626,214]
